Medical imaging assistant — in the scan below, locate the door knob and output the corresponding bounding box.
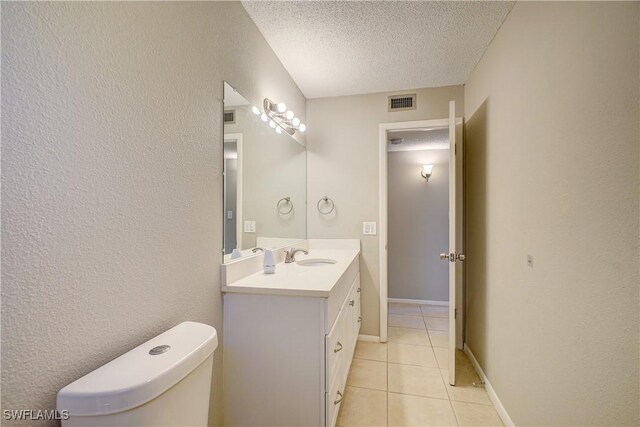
[457,254,466,261]
[439,253,449,260]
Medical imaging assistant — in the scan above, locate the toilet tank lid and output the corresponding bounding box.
[57,321,217,417]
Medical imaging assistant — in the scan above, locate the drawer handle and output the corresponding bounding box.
[349,299,355,306]
[357,287,361,293]
[334,341,343,353]
[334,390,343,405]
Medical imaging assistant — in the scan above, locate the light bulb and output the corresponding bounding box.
[285,110,295,120]
[277,102,287,113]
[298,123,306,132]
[275,126,282,134]
[252,106,260,115]
[269,120,276,128]
[292,117,301,127]
[261,113,268,122]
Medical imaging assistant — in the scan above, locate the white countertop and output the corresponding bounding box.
[221,249,360,297]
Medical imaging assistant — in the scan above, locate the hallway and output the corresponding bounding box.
[336,302,503,426]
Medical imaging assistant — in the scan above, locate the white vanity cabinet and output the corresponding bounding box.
[223,253,360,427]
[325,274,361,427]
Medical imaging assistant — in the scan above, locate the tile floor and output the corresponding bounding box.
[336,302,503,427]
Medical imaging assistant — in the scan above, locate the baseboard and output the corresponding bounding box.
[388,297,449,306]
[463,344,515,427]
[357,334,380,343]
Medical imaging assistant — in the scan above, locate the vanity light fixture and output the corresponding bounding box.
[263,98,306,135]
[421,164,434,182]
[252,105,260,115]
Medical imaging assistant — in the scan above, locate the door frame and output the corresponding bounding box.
[378,118,464,345]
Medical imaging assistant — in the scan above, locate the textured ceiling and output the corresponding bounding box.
[242,1,514,98]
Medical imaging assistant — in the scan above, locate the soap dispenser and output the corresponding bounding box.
[263,249,276,274]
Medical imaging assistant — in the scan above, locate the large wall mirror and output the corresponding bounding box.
[223,82,306,263]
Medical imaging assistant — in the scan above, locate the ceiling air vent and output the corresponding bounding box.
[388,94,417,112]
[223,110,236,124]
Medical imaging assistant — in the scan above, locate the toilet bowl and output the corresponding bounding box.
[57,321,217,427]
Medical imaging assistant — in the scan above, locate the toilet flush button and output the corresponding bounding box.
[149,345,171,355]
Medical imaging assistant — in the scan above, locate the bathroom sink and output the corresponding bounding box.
[296,258,338,267]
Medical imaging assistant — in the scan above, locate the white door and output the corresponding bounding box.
[442,100,465,386]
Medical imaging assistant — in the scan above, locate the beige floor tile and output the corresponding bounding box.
[388,392,457,426]
[389,314,426,329]
[428,330,448,348]
[388,363,448,399]
[388,343,438,368]
[440,369,492,405]
[456,350,476,374]
[354,341,387,362]
[388,327,431,346]
[336,386,387,427]
[347,359,387,391]
[420,304,449,318]
[433,347,448,369]
[452,401,504,426]
[424,316,449,331]
[389,303,423,316]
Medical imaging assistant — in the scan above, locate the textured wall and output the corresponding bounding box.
[306,86,463,336]
[1,2,305,426]
[464,2,639,425]
[388,149,449,302]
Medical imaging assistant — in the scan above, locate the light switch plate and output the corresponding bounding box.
[244,220,256,233]
[227,211,233,220]
[363,222,377,235]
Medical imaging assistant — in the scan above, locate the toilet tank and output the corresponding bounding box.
[57,322,218,427]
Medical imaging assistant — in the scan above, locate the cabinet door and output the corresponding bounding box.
[326,307,345,392]
[346,273,361,357]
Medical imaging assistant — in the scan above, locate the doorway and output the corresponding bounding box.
[379,103,464,385]
[223,133,243,254]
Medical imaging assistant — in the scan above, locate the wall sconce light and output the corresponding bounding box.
[260,98,306,135]
[421,164,434,182]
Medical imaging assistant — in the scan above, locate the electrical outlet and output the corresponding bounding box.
[244,220,256,233]
[527,254,533,268]
[362,222,377,236]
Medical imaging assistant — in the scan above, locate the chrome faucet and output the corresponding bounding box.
[285,248,308,263]
[252,247,265,253]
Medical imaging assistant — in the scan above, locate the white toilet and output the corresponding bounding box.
[57,321,217,427]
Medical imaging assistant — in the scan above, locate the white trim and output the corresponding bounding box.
[379,118,451,345]
[357,335,381,343]
[387,298,449,307]
[464,344,515,427]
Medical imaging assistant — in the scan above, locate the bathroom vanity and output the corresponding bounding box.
[222,240,361,427]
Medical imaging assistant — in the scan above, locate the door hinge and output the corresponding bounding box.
[454,308,458,319]
[455,144,457,155]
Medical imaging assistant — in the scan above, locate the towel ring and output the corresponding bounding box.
[277,197,294,215]
[317,196,335,215]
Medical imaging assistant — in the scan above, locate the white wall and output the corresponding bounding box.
[306,86,463,336]
[0,2,305,426]
[464,2,639,425]
[388,149,449,302]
